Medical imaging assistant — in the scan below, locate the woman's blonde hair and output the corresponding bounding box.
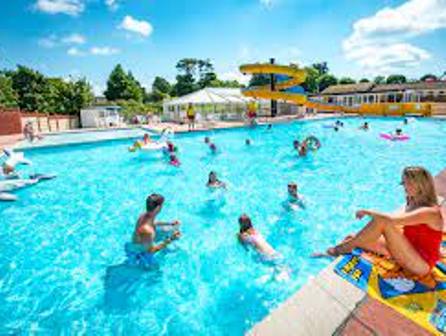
[403,166,438,210]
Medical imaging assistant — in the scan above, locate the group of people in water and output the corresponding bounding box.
[127,116,446,282]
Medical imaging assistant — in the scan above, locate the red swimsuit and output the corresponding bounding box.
[403,224,442,268]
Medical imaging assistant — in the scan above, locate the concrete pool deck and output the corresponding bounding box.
[0,113,339,151]
[249,168,446,336]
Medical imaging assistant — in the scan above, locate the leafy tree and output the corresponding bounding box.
[386,74,407,84]
[318,74,338,92]
[248,74,270,87]
[10,65,48,112]
[152,76,171,95]
[338,77,356,85]
[420,74,438,82]
[359,78,370,83]
[172,74,197,96]
[373,76,386,84]
[104,64,144,102]
[302,66,319,94]
[311,62,329,76]
[0,73,18,108]
[208,79,243,88]
[197,59,217,88]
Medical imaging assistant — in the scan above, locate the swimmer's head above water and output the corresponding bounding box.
[293,140,300,149]
[287,183,298,197]
[204,136,210,144]
[245,139,251,146]
[146,193,164,214]
[238,214,253,234]
[396,128,402,136]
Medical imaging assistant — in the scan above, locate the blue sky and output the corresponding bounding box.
[1,0,445,94]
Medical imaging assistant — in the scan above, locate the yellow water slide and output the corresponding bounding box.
[239,63,346,112]
[239,63,431,116]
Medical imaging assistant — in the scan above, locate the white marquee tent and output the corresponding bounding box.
[163,87,263,122]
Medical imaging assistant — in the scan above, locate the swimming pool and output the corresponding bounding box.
[1,117,446,335]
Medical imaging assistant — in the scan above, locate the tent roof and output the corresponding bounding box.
[164,87,253,106]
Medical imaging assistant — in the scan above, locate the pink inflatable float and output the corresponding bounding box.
[380,133,410,141]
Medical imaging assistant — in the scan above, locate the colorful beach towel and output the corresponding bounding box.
[335,248,446,335]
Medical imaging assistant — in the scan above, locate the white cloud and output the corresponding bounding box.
[219,71,250,85]
[105,0,118,10]
[61,33,85,45]
[38,34,58,48]
[119,15,153,37]
[34,0,84,16]
[90,46,120,55]
[343,0,446,74]
[67,47,85,56]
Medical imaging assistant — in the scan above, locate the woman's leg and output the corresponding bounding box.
[333,218,430,276]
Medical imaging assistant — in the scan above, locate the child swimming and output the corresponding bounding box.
[209,143,217,154]
[237,214,278,258]
[245,139,251,146]
[359,122,369,131]
[169,154,180,167]
[207,171,226,189]
[287,183,305,209]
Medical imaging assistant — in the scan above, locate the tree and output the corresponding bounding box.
[420,74,438,82]
[0,73,18,108]
[338,77,356,85]
[10,65,48,112]
[318,74,338,92]
[208,79,243,88]
[248,74,270,87]
[386,74,407,84]
[152,76,171,95]
[197,59,217,88]
[172,74,197,96]
[373,76,386,84]
[302,66,319,94]
[104,64,144,102]
[312,62,329,76]
[359,78,370,83]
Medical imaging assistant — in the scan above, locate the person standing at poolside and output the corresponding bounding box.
[126,194,181,266]
[186,103,195,131]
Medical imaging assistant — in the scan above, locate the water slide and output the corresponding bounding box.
[239,63,431,115]
[239,63,346,113]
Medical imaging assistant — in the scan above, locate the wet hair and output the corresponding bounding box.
[396,128,402,134]
[210,143,217,151]
[239,214,253,233]
[208,171,217,183]
[334,126,339,132]
[204,137,210,143]
[245,139,251,145]
[288,182,297,190]
[146,193,164,212]
[293,140,300,148]
[267,124,272,129]
[402,166,438,210]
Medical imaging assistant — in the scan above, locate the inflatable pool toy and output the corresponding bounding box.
[3,149,32,166]
[303,136,321,151]
[380,133,410,141]
[0,192,17,201]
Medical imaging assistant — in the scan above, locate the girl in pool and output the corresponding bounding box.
[316,166,445,277]
[168,153,180,167]
[238,214,278,258]
[207,171,226,189]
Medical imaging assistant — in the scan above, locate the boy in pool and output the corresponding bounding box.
[395,128,403,136]
[207,171,226,189]
[209,143,217,154]
[126,194,181,266]
[204,136,210,144]
[359,122,369,131]
[245,139,251,146]
[287,183,305,209]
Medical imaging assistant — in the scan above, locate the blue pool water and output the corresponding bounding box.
[1,117,446,335]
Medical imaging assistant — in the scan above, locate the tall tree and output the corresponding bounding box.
[312,62,329,76]
[318,74,338,92]
[0,73,18,108]
[386,74,407,84]
[359,78,370,83]
[104,64,144,101]
[302,66,319,94]
[147,76,172,102]
[373,76,385,84]
[420,74,438,82]
[10,65,48,112]
[338,77,356,85]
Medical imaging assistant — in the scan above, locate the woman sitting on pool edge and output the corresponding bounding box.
[207,171,226,189]
[237,214,278,259]
[315,166,445,277]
